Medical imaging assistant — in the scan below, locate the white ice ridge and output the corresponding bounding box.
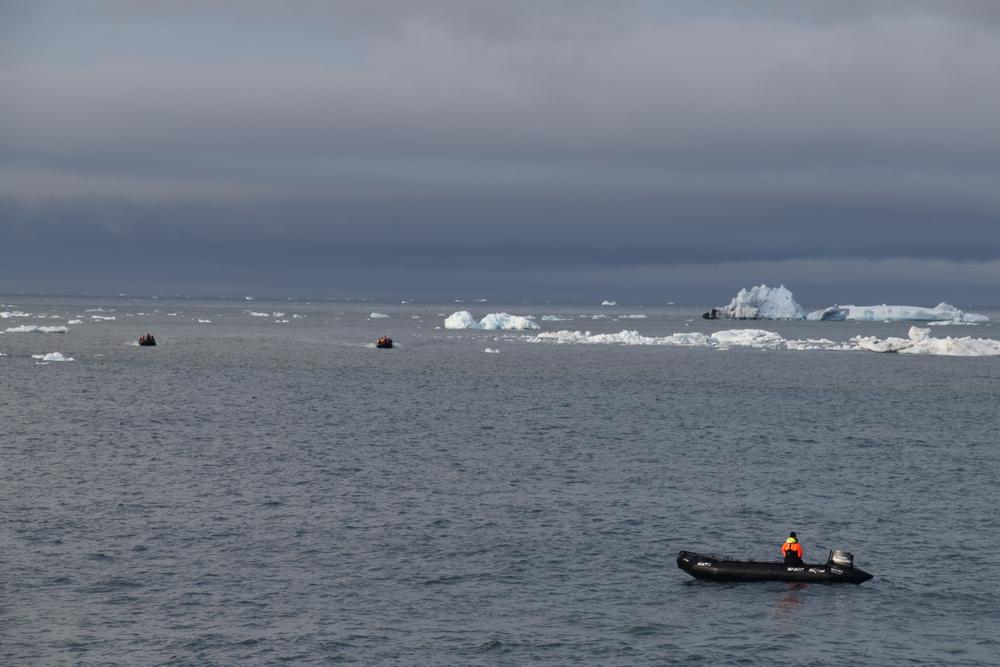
[444,311,540,330]
[369,312,390,319]
[6,325,68,333]
[832,303,987,323]
[854,326,1000,356]
[529,327,1000,356]
[32,352,74,362]
[532,328,815,349]
[712,284,806,320]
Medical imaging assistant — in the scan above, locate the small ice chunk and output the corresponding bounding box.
[32,352,74,362]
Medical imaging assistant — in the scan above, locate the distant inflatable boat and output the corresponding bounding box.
[138,334,157,346]
[375,336,393,349]
[677,550,873,584]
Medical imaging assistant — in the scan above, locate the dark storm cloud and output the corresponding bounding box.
[2,1,1000,299]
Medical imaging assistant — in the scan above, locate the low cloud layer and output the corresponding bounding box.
[2,2,999,300]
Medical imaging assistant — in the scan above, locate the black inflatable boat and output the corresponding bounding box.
[677,549,873,584]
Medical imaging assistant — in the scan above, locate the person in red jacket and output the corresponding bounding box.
[782,531,804,564]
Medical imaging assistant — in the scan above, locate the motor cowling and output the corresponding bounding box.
[830,549,854,568]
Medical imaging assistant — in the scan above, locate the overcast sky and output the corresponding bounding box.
[2,1,999,303]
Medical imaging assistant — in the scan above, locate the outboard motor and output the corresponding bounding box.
[829,549,854,568]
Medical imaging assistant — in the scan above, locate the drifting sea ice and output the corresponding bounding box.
[369,313,391,319]
[854,326,1000,356]
[530,328,799,349]
[6,325,68,334]
[32,352,74,362]
[528,326,999,356]
[444,311,540,330]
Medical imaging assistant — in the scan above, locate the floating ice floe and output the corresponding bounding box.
[617,314,647,319]
[531,328,804,349]
[541,315,570,322]
[6,325,68,334]
[1,310,32,318]
[67,319,83,325]
[854,326,1000,356]
[444,311,540,330]
[835,303,987,323]
[484,348,500,354]
[927,320,979,326]
[32,352,74,362]
[198,319,212,323]
[707,284,806,320]
[601,300,617,306]
[369,312,390,319]
[528,326,1000,356]
[90,315,115,321]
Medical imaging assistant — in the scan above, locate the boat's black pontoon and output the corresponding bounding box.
[677,549,873,584]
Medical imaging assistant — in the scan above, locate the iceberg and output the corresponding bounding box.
[837,303,987,323]
[6,325,68,333]
[444,311,540,330]
[601,300,617,306]
[707,285,806,320]
[854,326,1000,356]
[806,307,848,321]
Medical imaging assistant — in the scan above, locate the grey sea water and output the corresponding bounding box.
[2,296,999,666]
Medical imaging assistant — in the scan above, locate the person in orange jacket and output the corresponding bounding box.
[782,531,804,564]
